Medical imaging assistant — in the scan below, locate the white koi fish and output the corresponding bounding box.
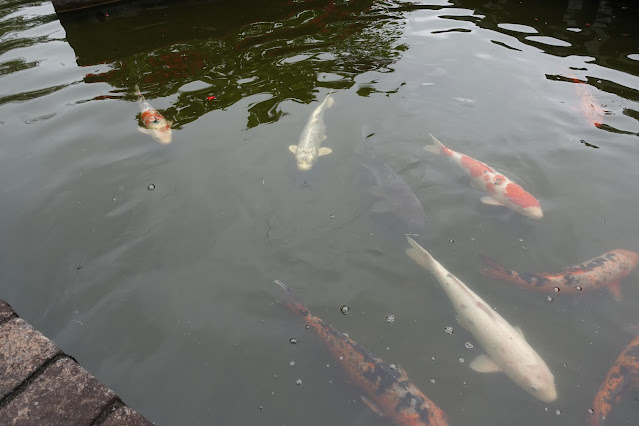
[425,135,542,219]
[405,237,557,402]
[135,84,173,145]
[288,93,334,171]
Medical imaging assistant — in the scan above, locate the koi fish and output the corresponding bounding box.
[405,237,557,402]
[274,280,448,426]
[589,333,639,426]
[359,128,425,232]
[568,73,606,128]
[424,135,543,219]
[480,250,639,300]
[135,84,173,145]
[288,93,333,171]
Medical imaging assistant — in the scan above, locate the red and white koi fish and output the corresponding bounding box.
[274,280,449,426]
[425,135,543,219]
[567,73,606,129]
[135,84,173,145]
[480,250,639,300]
[589,333,639,426]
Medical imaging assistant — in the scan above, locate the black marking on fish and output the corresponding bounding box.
[518,272,549,287]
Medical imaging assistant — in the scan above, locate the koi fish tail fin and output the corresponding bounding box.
[134,84,144,100]
[424,134,446,155]
[405,236,437,274]
[479,254,514,281]
[274,280,311,319]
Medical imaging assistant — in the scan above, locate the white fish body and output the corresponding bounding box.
[288,93,334,171]
[405,237,557,402]
[135,84,173,145]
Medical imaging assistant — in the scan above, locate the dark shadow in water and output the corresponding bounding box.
[58,0,412,129]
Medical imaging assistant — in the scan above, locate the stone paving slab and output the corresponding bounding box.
[0,357,117,425]
[0,317,62,399]
[0,300,14,323]
[102,405,155,426]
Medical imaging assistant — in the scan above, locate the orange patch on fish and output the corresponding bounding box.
[505,182,540,208]
[461,155,492,178]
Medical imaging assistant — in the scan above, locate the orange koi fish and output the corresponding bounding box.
[274,280,448,426]
[425,135,543,219]
[480,250,638,299]
[135,84,173,144]
[589,333,639,426]
[568,73,606,129]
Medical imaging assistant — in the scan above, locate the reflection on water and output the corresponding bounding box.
[1,0,639,425]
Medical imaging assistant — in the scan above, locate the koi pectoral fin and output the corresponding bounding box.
[288,145,298,154]
[138,127,151,135]
[608,280,623,302]
[470,354,502,373]
[318,147,332,156]
[361,396,383,416]
[480,196,504,206]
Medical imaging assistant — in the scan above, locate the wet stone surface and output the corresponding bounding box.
[0,357,117,426]
[0,300,14,323]
[102,405,154,426]
[0,317,62,399]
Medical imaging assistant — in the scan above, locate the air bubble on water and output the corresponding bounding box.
[459,358,465,363]
[563,363,568,367]
[431,356,436,361]
[471,237,475,241]
[444,326,454,335]
[342,332,349,337]
[305,324,310,329]
[340,305,351,315]
[519,238,524,242]
[556,410,561,415]
[547,296,553,302]
[329,214,335,219]
[147,184,155,190]
[430,379,436,384]
[296,379,303,386]
[588,408,594,415]
[448,239,454,243]
[465,342,474,349]
[389,364,397,370]
[290,361,295,366]
[386,314,395,323]
[553,287,560,293]
[339,356,344,360]
[575,286,583,291]
[289,337,298,344]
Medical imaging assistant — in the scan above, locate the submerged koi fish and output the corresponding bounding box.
[405,238,557,403]
[288,93,333,171]
[568,74,606,129]
[480,250,639,300]
[425,135,543,219]
[274,280,448,426]
[589,333,639,426]
[135,84,173,145]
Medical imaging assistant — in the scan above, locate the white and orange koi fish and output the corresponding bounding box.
[425,135,543,219]
[135,84,173,145]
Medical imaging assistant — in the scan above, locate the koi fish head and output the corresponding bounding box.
[616,249,639,269]
[516,363,557,402]
[295,148,318,171]
[505,182,543,219]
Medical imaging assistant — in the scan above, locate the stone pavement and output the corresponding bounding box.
[0,300,153,425]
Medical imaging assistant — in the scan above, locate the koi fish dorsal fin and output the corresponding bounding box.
[470,354,502,373]
[424,134,446,154]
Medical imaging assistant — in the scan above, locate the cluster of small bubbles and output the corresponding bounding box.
[588,408,594,415]
[329,214,336,219]
[448,238,454,243]
[459,358,465,363]
[547,296,553,302]
[147,184,155,190]
[554,287,561,293]
[465,342,474,349]
[296,379,303,386]
[289,337,298,344]
[290,361,295,366]
[556,410,561,416]
[575,286,583,291]
[386,314,395,323]
[340,305,351,315]
[389,364,397,370]
[342,332,349,338]
[444,326,454,335]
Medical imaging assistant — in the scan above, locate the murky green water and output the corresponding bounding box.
[1,0,639,424]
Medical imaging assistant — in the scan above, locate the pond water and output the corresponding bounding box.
[1,0,638,424]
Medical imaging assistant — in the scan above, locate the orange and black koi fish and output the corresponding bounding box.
[274,280,448,426]
[480,250,639,299]
[589,333,639,426]
[135,84,173,145]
